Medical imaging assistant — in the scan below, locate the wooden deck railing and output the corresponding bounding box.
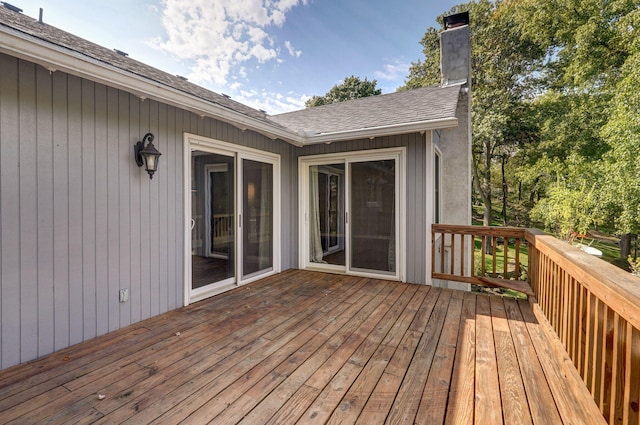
[431,224,532,296]
[432,224,640,425]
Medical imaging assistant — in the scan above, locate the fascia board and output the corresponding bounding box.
[0,26,305,146]
[301,117,459,145]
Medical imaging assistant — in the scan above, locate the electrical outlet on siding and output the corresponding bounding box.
[119,288,129,303]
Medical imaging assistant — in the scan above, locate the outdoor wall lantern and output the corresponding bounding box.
[134,133,161,179]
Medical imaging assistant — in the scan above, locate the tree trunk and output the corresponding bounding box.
[472,153,492,227]
[501,155,508,226]
[620,233,632,258]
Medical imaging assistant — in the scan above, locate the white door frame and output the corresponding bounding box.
[298,147,406,281]
[184,133,281,305]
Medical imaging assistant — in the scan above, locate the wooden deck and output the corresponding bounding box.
[0,270,604,424]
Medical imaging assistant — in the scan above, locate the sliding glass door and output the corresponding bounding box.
[241,158,273,278]
[186,135,280,303]
[300,148,404,280]
[350,159,396,273]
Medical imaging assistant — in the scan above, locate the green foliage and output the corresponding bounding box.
[530,173,602,241]
[600,9,640,234]
[305,76,382,108]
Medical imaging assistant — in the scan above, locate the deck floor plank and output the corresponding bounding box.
[415,296,463,424]
[503,297,564,425]
[0,270,606,425]
[490,296,533,425]
[474,294,503,425]
[444,291,476,425]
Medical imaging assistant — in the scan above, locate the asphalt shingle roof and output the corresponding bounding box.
[271,86,460,136]
[0,4,461,142]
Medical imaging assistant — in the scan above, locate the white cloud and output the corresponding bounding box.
[374,60,411,81]
[284,41,302,58]
[235,89,309,115]
[153,0,305,86]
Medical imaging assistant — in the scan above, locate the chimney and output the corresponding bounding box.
[440,11,471,87]
[436,11,472,235]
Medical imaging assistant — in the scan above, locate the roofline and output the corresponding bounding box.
[0,25,306,146]
[300,117,459,145]
[0,24,459,147]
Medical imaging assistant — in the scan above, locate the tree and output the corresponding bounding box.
[600,8,640,254]
[511,0,639,249]
[305,76,381,108]
[403,0,545,227]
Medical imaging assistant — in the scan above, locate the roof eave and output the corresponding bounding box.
[0,26,305,146]
[301,117,459,145]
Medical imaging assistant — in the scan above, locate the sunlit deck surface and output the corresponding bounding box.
[0,270,603,424]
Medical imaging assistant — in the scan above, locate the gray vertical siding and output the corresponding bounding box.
[0,52,433,370]
[0,54,294,370]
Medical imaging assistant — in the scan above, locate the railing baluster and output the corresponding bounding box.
[492,236,497,277]
[460,234,465,278]
[623,321,632,425]
[599,304,609,414]
[610,313,620,425]
[440,232,446,275]
[578,285,585,377]
[450,233,456,275]
[564,269,569,346]
[590,299,600,394]
[471,234,475,278]
[515,238,520,279]
[481,235,486,276]
[585,290,592,382]
[573,277,580,364]
[503,237,509,279]
[431,229,436,275]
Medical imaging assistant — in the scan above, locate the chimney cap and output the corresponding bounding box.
[443,11,469,29]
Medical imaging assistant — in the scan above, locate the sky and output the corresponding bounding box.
[11,0,462,114]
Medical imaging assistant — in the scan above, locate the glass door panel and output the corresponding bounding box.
[349,159,396,273]
[308,164,345,266]
[191,151,235,290]
[242,159,273,277]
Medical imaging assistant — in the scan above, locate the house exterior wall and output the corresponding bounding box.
[293,132,430,285]
[0,53,294,370]
[0,52,464,370]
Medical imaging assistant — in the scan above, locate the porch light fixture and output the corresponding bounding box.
[134,133,161,179]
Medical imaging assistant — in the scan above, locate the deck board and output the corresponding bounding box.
[0,270,607,425]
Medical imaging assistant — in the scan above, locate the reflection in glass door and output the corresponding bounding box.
[242,159,273,278]
[191,151,235,289]
[309,164,345,266]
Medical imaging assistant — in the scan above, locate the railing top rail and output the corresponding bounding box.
[525,228,640,331]
[432,224,526,238]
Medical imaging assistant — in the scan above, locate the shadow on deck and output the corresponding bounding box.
[0,270,604,424]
